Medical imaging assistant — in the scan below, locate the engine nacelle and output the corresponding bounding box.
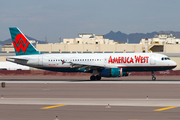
[99,68,129,77]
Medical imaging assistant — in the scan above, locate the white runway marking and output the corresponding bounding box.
[1,98,180,107]
[2,81,180,84]
[1,79,180,107]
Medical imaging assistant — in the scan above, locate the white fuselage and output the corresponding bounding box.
[7,53,177,73]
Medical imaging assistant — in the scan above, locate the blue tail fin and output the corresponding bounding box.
[9,27,41,56]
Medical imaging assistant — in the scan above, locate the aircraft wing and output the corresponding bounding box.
[67,62,117,71]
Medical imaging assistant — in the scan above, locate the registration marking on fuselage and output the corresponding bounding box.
[41,105,65,109]
[154,106,177,111]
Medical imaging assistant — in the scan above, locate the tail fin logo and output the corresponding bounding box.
[13,33,30,53]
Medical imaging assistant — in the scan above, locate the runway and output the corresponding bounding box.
[1,75,180,84]
[1,75,180,120]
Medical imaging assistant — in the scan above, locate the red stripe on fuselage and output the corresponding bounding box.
[37,66,80,69]
[37,65,176,69]
[117,65,176,68]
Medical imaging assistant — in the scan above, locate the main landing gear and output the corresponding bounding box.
[151,71,156,81]
[90,75,101,81]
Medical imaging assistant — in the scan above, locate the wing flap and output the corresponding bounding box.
[69,62,106,68]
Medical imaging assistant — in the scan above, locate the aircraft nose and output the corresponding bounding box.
[171,60,177,67]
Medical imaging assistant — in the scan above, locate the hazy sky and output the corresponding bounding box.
[1,0,180,43]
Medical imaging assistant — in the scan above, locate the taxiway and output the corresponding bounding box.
[0,75,180,120]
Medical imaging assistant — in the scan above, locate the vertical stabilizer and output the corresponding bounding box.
[9,27,41,56]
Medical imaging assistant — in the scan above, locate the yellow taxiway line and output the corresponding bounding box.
[41,105,65,109]
[154,106,177,111]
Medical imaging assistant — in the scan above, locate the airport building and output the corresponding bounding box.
[1,33,180,70]
[140,34,180,53]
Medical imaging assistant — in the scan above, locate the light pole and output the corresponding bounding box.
[59,37,61,43]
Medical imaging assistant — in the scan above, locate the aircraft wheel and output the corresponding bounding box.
[96,75,101,80]
[90,75,96,81]
[152,76,156,81]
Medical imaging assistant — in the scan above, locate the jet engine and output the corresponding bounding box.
[99,68,129,77]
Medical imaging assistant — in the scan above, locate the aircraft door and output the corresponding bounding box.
[38,56,43,66]
[150,55,156,65]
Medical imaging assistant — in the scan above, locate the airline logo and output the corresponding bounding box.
[61,60,66,65]
[13,33,30,53]
[108,55,149,64]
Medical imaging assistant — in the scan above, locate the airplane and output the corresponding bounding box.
[6,27,177,81]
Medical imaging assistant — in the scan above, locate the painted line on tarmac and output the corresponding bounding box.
[2,98,180,107]
[154,106,177,111]
[41,105,66,109]
[2,81,180,84]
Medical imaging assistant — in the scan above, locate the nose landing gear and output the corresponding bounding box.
[151,71,156,81]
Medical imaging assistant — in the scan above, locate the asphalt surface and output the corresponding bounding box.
[1,75,180,120]
[1,83,180,98]
[1,105,180,120]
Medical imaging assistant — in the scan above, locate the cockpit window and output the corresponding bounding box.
[161,57,170,60]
